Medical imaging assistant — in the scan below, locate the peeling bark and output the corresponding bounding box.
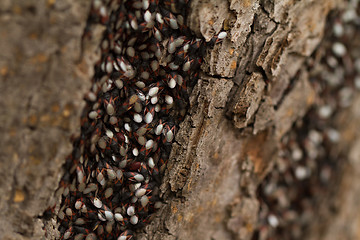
[1,0,359,240]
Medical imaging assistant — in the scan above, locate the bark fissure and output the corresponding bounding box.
[1,0,359,240]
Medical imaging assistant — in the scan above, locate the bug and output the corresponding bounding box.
[50,0,208,239]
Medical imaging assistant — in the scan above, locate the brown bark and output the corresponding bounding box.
[0,1,94,239]
[1,0,359,240]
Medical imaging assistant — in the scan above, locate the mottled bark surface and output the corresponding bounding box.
[2,0,360,240]
[0,1,95,239]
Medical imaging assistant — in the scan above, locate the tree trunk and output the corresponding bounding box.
[1,0,359,240]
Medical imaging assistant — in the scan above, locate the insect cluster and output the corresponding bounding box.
[254,2,360,239]
[55,0,206,239]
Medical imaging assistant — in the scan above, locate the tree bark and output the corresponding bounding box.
[1,0,360,240]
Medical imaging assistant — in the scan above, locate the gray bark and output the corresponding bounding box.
[2,0,360,240]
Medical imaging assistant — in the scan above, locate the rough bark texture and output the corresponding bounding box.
[1,0,360,240]
[0,1,96,239]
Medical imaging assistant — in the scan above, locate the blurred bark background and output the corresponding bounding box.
[1,0,360,239]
